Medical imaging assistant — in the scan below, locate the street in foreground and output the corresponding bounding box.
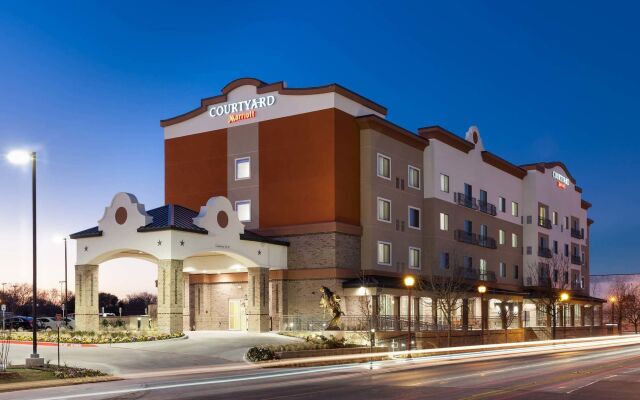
[3,337,640,400]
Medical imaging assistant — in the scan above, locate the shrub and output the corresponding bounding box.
[246,346,277,362]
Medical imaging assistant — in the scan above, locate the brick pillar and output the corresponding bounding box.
[413,297,421,328]
[157,259,184,334]
[394,296,401,330]
[182,272,190,332]
[517,301,524,328]
[371,295,380,330]
[270,279,286,331]
[570,304,575,327]
[432,297,438,327]
[481,298,489,331]
[247,267,270,332]
[75,264,99,332]
[462,298,469,331]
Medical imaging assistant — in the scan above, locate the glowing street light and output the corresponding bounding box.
[404,275,416,352]
[478,285,487,344]
[6,149,43,366]
[560,292,570,302]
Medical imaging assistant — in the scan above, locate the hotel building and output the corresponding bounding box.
[71,78,603,338]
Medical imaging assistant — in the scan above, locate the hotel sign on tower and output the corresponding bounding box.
[208,95,277,124]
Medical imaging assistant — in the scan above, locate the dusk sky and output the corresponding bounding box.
[1,1,638,297]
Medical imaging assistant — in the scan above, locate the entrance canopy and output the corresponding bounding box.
[70,192,288,272]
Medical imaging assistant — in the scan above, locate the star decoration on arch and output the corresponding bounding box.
[179,240,185,246]
[257,249,262,255]
[157,240,162,246]
[84,246,88,252]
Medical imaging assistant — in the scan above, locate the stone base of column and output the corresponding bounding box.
[157,312,183,334]
[25,355,45,367]
[247,314,270,332]
[75,313,99,333]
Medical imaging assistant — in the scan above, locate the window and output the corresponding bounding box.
[479,190,488,204]
[377,154,391,179]
[464,183,473,198]
[440,174,449,193]
[479,224,488,239]
[511,233,518,248]
[514,265,519,279]
[553,240,558,254]
[479,259,487,277]
[377,198,391,222]
[499,229,505,245]
[563,271,569,283]
[377,241,391,265]
[463,256,473,270]
[500,262,506,278]
[440,252,450,269]
[565,216,570,229]
[464,220,473,233]
[439,213,449,231]
[235,157,251,180]
[235,200,251,222]
[564,244,569,257]
[409,247,421,270]
[408,166,421,189]
[552,211,558,225]
[499,197,506,213]
[511,201,519,217]
[553,269,559,282]
[408,207,421,229]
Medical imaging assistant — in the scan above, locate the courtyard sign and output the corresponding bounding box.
[553,170,570,189]
[209,95,277,124]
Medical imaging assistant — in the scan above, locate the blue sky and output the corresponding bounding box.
[1,1,638,295]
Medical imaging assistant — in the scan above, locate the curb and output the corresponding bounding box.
[8,340,97,348]
[0,375,121,393]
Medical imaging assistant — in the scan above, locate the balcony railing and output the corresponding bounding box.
[571,255,583,265]
[456,267,497,282]
[538,247,553,258]
[478,200,497,216]
[571,228,584,239]
[525,276,552,287]
[571,281,584,290]
[538,217,552,229]
[454,193,477,210]
[454,230,497,249]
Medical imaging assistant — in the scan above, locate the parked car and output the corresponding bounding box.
[100,312,116,317]
[3,316,44,331]
[37,317,58,331]
[63,317,75,330]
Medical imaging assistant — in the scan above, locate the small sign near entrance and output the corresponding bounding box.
[55,314,63,328]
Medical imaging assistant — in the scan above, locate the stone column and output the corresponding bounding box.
[157,259,184,334]
[270,279,286,330]
[75,265,99,333]
[570,304,575,327]
[247,267,270,332]
[371,294,380,330]
[517,301,524,328]
[394,296,401,330]
[462,298,469,331]
[413,297,421,328]
[182,272,190,332]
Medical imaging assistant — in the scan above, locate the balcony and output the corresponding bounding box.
[454,192,477,210]
[456,267,497,282]
[571,281,584,290]
[454,230,497,249]
[538,217,552,229]
[571,255,583,265]
[571,228,584,239]
[538,247,553,258]
[526,276,552,287]
[478,200,497,216]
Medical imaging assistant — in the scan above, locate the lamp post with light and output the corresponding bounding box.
[404,275,415,352]
[7,150,43,367]
[560,292,570,339]
[53,236,69,318]
[609,296,617,333]
[478,285,487,345]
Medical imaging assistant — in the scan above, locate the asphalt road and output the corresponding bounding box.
[5,339,640,400]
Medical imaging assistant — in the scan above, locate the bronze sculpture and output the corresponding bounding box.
[319,286,344,330]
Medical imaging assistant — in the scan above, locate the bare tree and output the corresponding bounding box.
[420,250,467,347]
[610,278,631,333]
[497,301,519,343]
[526,255,572,340]
[622,283,640,334]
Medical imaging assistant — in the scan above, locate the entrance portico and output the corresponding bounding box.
[70,192,288,334]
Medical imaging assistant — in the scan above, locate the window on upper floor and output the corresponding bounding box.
[511,201,519,217]
[499,229,506,245]
[409,247,421,270]
[499,197,506,213]
[565,216,570,229]
[439,213,449,231]
[408,166,421,190]
[235,200,251,222]
[440,174,449,193]
[377,197,391,223]
[500,262,506,278]
[440,252,450,269]
[553,269,559,282]
[377,154,391,179]
[377,241,392,265]
[408,207,421,229]
[479,259,488,276]
[512,233,518,248]
[564,243,569,257]
[552,211,558,226]
[514,265,519,279]
[235,157,251,180]
[553,240,558,254]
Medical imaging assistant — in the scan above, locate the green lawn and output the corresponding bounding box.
[0,367,58,384]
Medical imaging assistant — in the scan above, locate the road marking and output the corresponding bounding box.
[565,375,617,394]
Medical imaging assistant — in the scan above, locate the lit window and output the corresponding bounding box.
[500,262,506,278]
[498,197,506,213]
[480,259,488,278]
[512,233,518,248]
[511,201,519,217]
[377,241,391,265]
[439,213,449,231]
[409,247,421,270]
[499,229,505,245]
[377,198,391,222]
[408,207,421,229]
[235,157,251,180]
[377,154,391,179]
[440,174,449,193]
[408,166,421,189]
[235,200,251,222]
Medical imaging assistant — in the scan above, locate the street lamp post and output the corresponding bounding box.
[478,285,487,345]
[7,150,44,367]
[404,275,415,352]
[609,296,617,334]
[560,292,570,339]
[54,236,69,318]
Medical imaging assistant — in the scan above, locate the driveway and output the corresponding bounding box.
[6,331,301,375]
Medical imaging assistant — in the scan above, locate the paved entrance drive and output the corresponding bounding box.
[7,331,300,375]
